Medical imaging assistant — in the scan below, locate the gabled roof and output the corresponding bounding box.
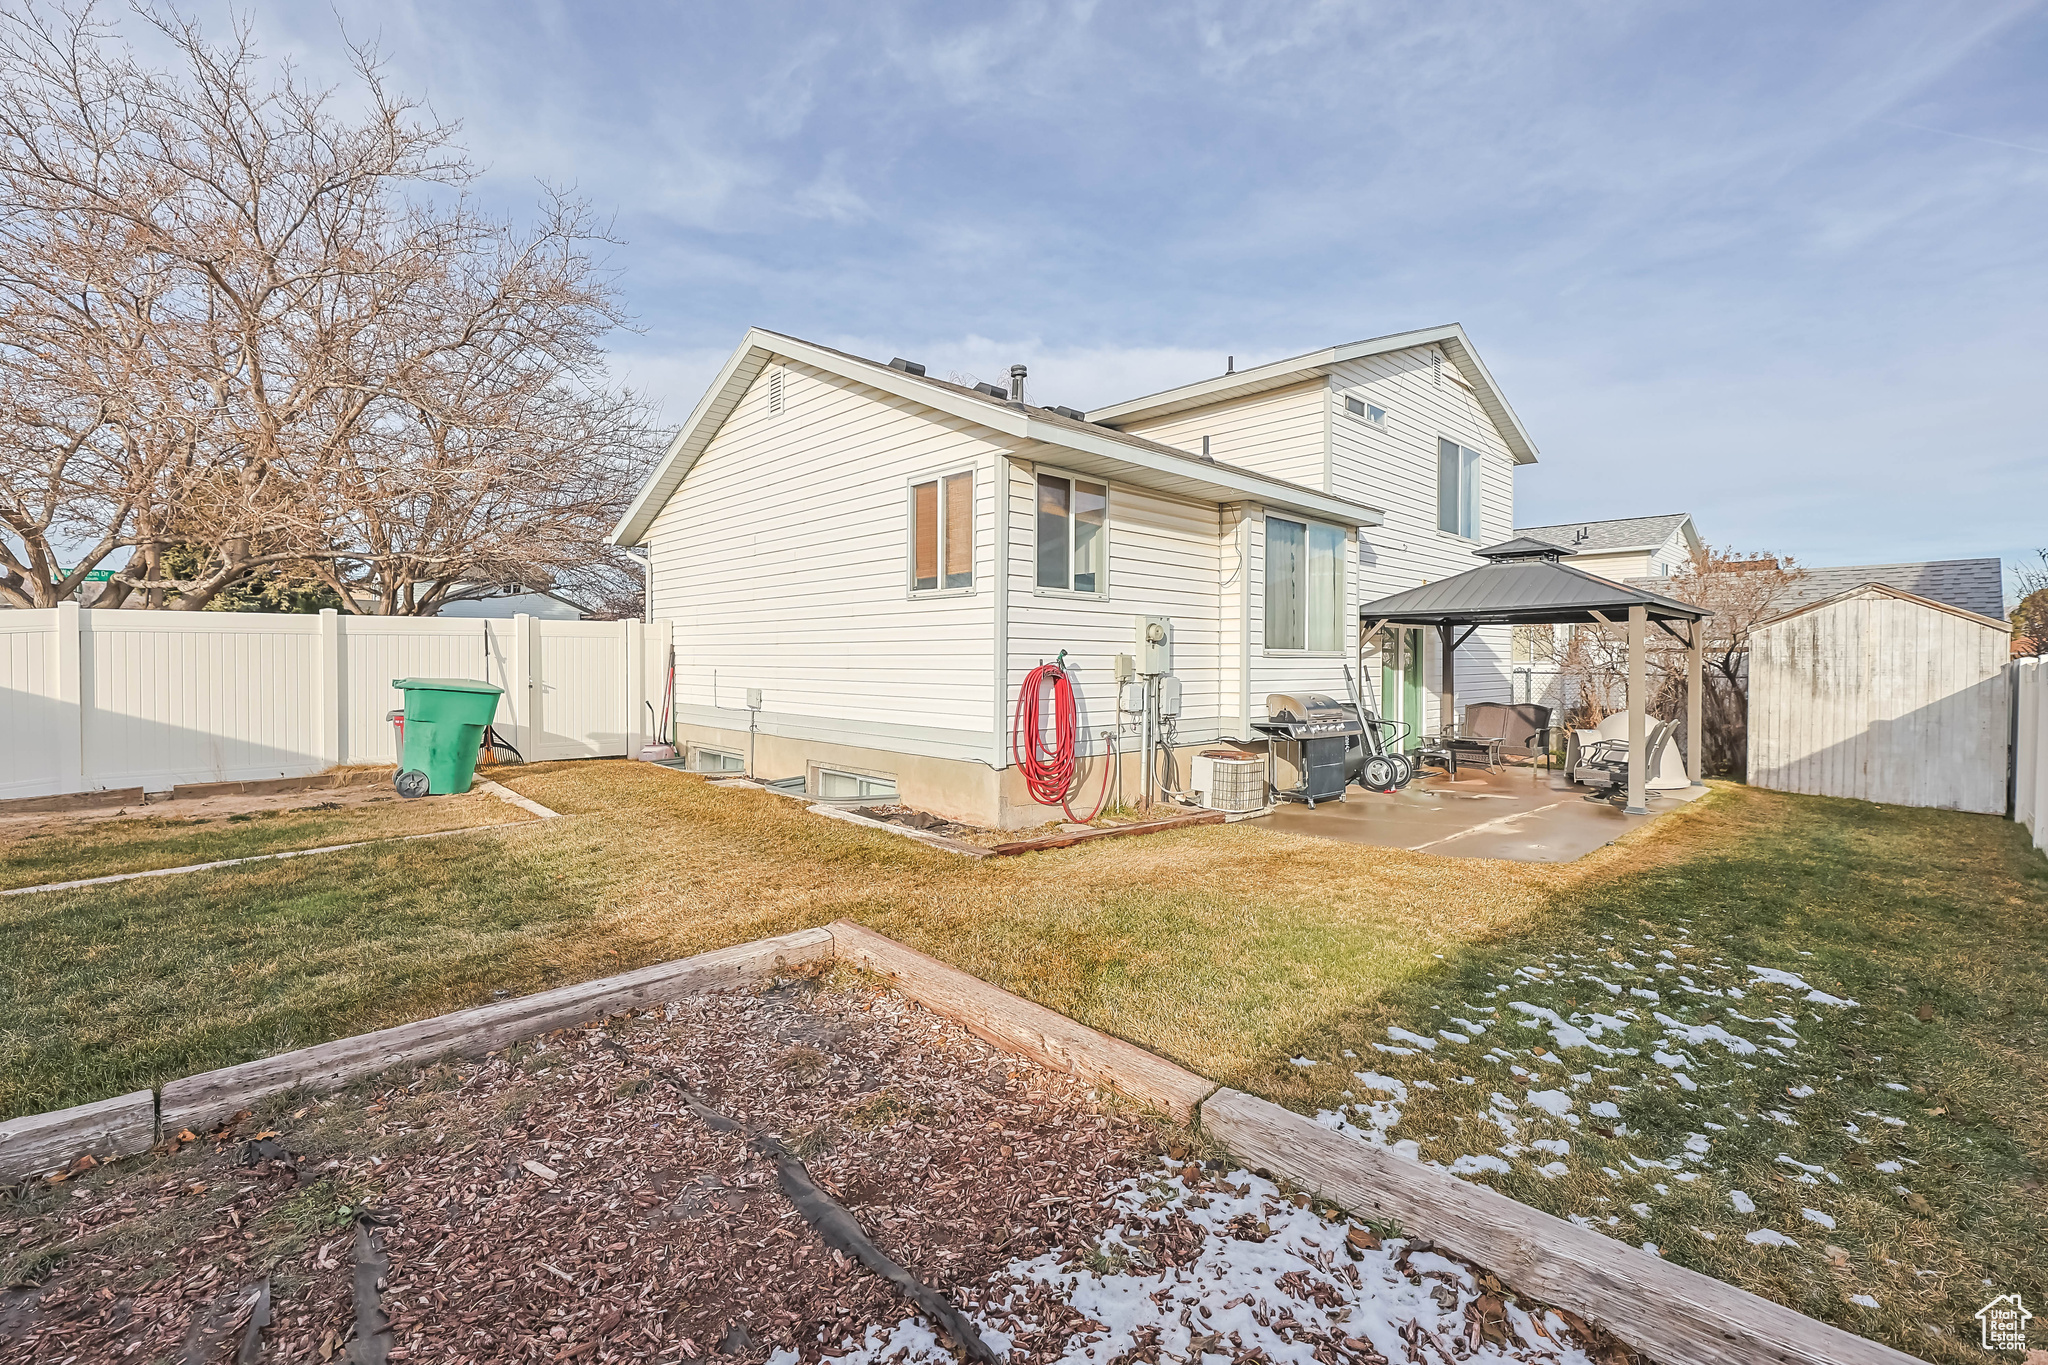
[610,329,1386,546]
[1082,323,1538,465]
[1515,513,1700,557]
[1769,558,2004,622]
[1357,541,1709,627]
[1754,580,2010,633]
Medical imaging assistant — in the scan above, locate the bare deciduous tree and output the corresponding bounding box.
[1550,548,1805,777]
[0,3,653,612]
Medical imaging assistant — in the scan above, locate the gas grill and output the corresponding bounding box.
[1249,692,1364,806]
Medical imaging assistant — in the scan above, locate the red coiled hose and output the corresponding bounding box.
[1012,662,1112,822]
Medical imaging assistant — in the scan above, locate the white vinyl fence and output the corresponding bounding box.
[0,604,672,800]
[2013,657,2048,854]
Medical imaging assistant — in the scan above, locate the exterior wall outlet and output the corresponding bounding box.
[745,688,763,710]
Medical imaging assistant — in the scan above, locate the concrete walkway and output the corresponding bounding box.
[1249,763,1705,862]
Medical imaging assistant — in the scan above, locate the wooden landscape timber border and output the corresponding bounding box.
[987,809,1224,855]
[0,786,147,817]
[0,923,1921,1365]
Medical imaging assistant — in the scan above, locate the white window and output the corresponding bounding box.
[1437,438,1483,539]
[1264,516,1346,652]
[1035,470,1107,594]
[910,470,974,593]
[694,746,745,773]
[817,768,897,800]
[1344,395,1387,427]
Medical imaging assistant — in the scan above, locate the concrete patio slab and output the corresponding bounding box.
[1248,763,1704,862]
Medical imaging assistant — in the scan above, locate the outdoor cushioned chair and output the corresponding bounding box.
[1574,718,1687,800]
[1461,702,1554,767]
[1567,713,1692,791]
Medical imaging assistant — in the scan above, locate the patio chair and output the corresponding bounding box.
[1575,718,1680,803]
[1568,713,1691,791]
[1462,702,1554,768]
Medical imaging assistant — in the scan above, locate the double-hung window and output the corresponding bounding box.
[1264,516,1346,652]
[909,470,974,593]
[1035,470,1106,594]
[1437,438,1483,539]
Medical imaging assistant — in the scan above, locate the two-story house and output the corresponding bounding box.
[610,325,1537,827]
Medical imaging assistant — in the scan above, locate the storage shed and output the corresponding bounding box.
[1748,583,2011,813]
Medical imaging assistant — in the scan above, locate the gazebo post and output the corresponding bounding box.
[1626,604,1648,814]
[1438,622,1456,740]
[1687,622,1705,787]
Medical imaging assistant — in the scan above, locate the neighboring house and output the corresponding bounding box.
[611,325,1537,827]
[1514,513,1703,580]
[434,585,594,620]
[1768,557,2004,621]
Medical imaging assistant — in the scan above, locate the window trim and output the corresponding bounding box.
[905,466,978,598]
[811,763,898,801]
[1342,394,1387,428]
[692,745,746,773]
[1435,436,1485,541]
[1029,463,1111,600]
[1260,511,1350,657]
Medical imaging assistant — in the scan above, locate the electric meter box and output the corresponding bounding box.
[1133,615,1173,674]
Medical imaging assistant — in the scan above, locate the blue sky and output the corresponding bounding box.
[228,1,2046,589]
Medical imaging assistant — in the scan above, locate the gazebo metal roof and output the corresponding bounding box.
[1358,539,1710,628]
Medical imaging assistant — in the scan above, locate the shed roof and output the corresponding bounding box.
[1358,541,1709,627]
[1768,558,2004,621]
[1754,581,2011,633]
[611,329,1386,546]
[1515,513,1698,556]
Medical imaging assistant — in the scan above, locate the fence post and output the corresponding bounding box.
[317,608,343,768]
[51,601,84,795]
[512,613,538,761]
[625,619,645,757]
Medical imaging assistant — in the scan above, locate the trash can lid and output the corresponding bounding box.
[392,677,506,695]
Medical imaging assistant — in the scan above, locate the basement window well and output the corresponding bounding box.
[815,768,898,801]
[694,747,745,773]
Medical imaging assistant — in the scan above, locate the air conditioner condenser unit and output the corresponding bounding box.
[1190,750,1266,814]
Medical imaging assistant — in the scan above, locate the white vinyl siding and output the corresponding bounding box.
[645,361,1001,758]
[1112,379,1328,489]
[1003,461,1227,751]
[1332,345,1516,729]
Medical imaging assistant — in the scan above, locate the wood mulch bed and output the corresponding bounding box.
[0,974,1162,1363]
[0,971,1644,1365]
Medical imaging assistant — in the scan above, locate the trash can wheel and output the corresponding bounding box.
[395,769,431,799]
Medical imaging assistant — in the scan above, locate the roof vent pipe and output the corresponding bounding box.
[1009,364,1027,401]
[1226,355,1234,374]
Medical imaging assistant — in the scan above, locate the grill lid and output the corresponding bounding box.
[1256,692,1362,737]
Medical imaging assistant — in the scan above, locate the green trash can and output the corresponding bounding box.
[392,678,505,797]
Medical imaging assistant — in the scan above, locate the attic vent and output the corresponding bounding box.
[972,381,1007,399]
[1430,351,1442,388]
[1049,405,1086,420]
[888,357,927,376]
[767,367,786,414]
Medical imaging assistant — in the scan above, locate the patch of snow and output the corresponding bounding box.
[1882,1081,1909,1092]
[1730,1191,1756,1214]
[1849,1294,1880,1309]
[1536,1161,1569,1179]
[1745,1229,1800,1248]
[1352,1071,1409,1102]
[1372,1044,1418,1056]
[1589,1101,1622,1119]
[1873,1160,1903,1174]
[1449,1154,1512,1177]
[1691,1228,1718,1241]
[1629,1202,1652,1218]
[1386,1027,1437,1050]
[1531,1139,1571,1156]
[1525,1089,1574,1117]
[1787,1085,1815,1098]
[1289,1056,1318,1068]
[1801,1208,1836,1229]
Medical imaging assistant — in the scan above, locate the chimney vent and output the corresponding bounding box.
[1226,355,1235,374]
[1009,364,1027,401]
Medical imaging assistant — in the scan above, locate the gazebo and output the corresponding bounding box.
[1357,538,1712,814]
